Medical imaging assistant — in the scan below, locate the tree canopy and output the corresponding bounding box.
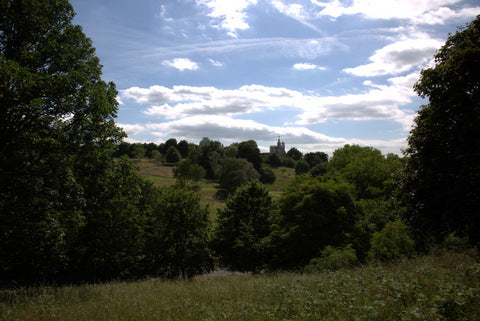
[401,16,480,247]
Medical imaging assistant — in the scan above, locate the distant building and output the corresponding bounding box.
[270,138,286,156]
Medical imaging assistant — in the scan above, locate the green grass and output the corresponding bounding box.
[134,159,297,213]
[1,252,479,320]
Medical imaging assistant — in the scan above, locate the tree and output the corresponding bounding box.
[329,145,402,199]
[165,146,181,164]
[304,152,328,168]
[145,187,213,278]
[238,140,263,173]
[287,147,303,161]
[0,0,127,282]
[173,159,206,187]
[401,16,480,247]
[265,152,282,167]
[265,177,358,269]
[177,140,189,158]
[295,159,310,175]
[199,140,223,178]
[218,157,260,194]
[213,181,273,272]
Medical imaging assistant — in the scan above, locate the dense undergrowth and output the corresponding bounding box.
[1,252,478,321]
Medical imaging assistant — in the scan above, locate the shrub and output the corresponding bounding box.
[368,220,415,261]
[305,244,358,271]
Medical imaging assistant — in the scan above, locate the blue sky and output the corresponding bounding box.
[70,0,479,155]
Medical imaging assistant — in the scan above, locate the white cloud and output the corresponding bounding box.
[162,58,199,71]
[119,115,407,154]
[121,74,418,131]
[272,1,322,32]
[209,58,223,67]
[312,0,479,24]
[117,123,146,136]
[197,0,257,36]
[293,62,326,70]
[343,36,442,76]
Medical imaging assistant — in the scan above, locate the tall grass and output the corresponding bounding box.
[2,252,479,320]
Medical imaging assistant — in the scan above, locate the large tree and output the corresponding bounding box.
[401,16,480,247]
[0,0,127,282]
[213,181,273,273]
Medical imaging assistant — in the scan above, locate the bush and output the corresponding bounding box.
[305,244,358,271]
[368,220,415,261]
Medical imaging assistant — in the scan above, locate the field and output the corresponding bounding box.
[1,252,479,320]
[133,158,296,211]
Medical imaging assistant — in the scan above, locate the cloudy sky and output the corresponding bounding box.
[70,0,479,155]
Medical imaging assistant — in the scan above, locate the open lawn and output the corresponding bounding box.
[1,252,479,320]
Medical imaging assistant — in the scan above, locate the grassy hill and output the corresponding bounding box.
[2,252,478,320]
[133,158,296,211]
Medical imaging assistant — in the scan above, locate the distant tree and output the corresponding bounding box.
[165,146,181,164]
[218,157,260,194]
[260,167,276,184]
[131,143,146,158]
[265,152,282,167]
[213,181,273,272]
[295,159,310,175]
[199,140,224,178]
[145,187,213,278]
[165,138,177,150]
[304,152,328,168]
[265,177,358,269]
[173,159,206,187]
[401,16,480,247]
[287,147,303,161]
[224,143,239,158]
[151,150,164,163]
[238,140,263,173]
[199,137,212,147]
[144,143,158,158]
[310,162,327,176]
[187,143,201,163]
[282,157,296,168]
[177,140,189,158]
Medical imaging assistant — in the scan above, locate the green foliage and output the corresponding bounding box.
[368,220,415,262]
[304,152,328,168]
[177,140,189,158]
[145,187,213,278]
[165,146,181,164]
[265,152,282,167]
[173,159,206,187]
[218,157,260,195]
[199,140,224,178]
[329,145,403,199]
[401,16,480,247]
[306,244,358,271]
[266,176,358,269]
[260,167,276,184]
[0,0,129,283]
[213,181,273,272]
[286,147,303,161]
[295,159,310,175]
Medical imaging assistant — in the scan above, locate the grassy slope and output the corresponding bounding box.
[2,252,479,320]
[133,158,296,211]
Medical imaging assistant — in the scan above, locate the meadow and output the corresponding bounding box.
[1,252,478,320]
[134,158,296,211]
